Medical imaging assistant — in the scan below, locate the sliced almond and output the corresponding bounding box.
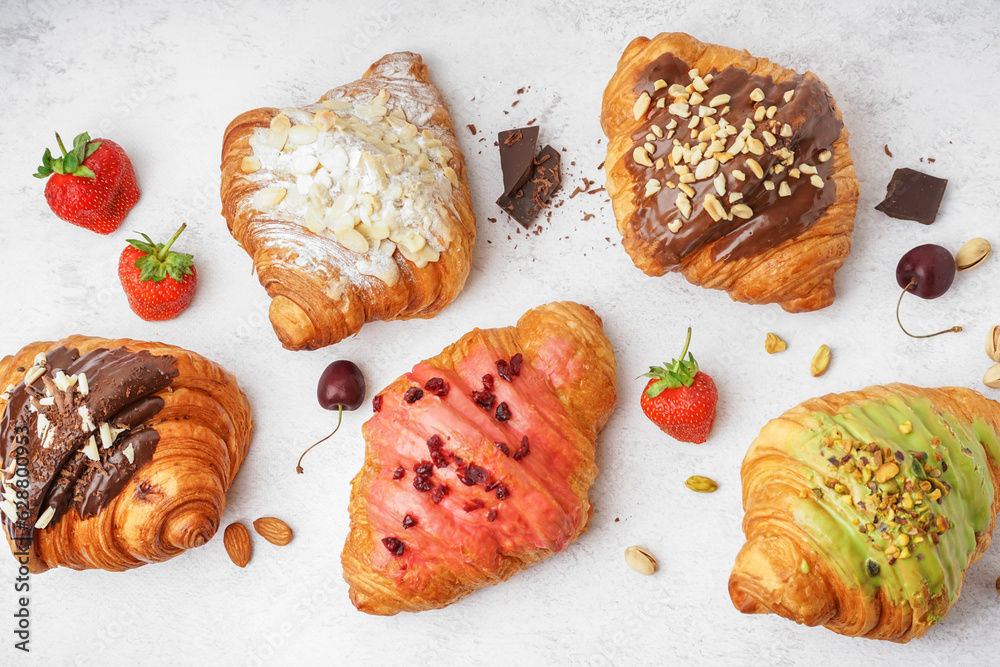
[267,114,291,150]
[240,156,261,173]
[254,187,286,209]
[335,227,371,254]
[633,92,652,121]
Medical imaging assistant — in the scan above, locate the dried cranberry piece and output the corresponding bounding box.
[452,454,463,466]
[403,387,424,403]
[426,434,443,452]
[510,353,523,375]
[494,483,509,500]
[463,499,485,512]
[495,402,511,422]
[455,466,475,486]
[392,466,405,480]
[431,484,449,504]
[372,395,384,412]
[482,374,495,390]
[495,442,510,457]
[487,510,498,522]
[403,514,418,529]
[413,474,433,492]
[472,389,496,410]
[431,450,449,468]
[484,481,499,492]
[513,436,530,461]
[496,359,514,382]
[414,461,433,477]
[424,377,451,397]
[382,537,405,557]
[467,463,489,485]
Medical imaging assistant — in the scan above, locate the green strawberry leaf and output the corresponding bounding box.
[63,153,78,173]
[85,141,101,158]
[75,166,95,178]
[37,132,99,179]
[128,224,196,284]
[639,327,700,394]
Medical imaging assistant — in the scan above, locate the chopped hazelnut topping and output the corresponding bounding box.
[703,193,726,222]
[783,89,795,103]
[731,203,754,219]
[810,174,825,188]
[788,168,801,179]
[633,92,652,121]
[746,137,765,156]
[764,180,776,191]
[778,181,792,197]
[668,102,691,118]
[713,172,727,196]
[780,123,793,138]
[651,125,663,138]
[766,105,778,119]
[692,76,709,93]
[645,179,662,197]
[750,88,765,102]
[762,131,777,147]
[678,182,696,197]
[667,219,683,233]
[632,146,654,168]
[733,169,746,181]
[676,193,692,219]
[656,98,666,108]
[653,79,668,91]
[689,91,704,105]
[799,163,818,175]
[746,158,764,179]
[818,149,833,162]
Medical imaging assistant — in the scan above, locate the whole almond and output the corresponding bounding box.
[253,517,294,546]
[224,522,252,567]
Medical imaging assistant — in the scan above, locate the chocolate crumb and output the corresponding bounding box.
[884,144,893,158]
[467,124,477,135]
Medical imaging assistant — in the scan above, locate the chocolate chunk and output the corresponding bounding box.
[497,126,539,197]
[496,145,561,228]
[875,168,948,224]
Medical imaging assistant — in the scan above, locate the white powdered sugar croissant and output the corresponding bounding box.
[221,52,476,350]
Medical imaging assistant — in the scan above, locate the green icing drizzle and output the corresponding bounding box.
[788,393,999,618]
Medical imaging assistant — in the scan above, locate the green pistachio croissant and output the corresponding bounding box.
[729,383,1000,642]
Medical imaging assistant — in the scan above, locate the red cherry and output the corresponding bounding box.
[297,360,366,474]
[894,244,962,338]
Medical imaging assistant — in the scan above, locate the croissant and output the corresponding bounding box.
[342,301,617,614]
[0,335,252,573]
[601,32,859,313]
[220,52,476,350]
[729,383,1000,641]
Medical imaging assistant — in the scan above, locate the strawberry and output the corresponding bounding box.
[118,224,197,321]
[639,327,718,444]
[34,131,139,234]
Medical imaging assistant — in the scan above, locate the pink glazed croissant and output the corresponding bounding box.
[342,302,618,614]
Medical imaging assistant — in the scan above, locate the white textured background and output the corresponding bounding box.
[2,0,999,664]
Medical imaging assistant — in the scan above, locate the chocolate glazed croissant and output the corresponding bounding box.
[0,336,252,573]
[342,302,617,614]
[221,52,476,350]
[601,33,859,312]
[729,384,1000,641]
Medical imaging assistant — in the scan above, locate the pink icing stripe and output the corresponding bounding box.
[363,340,595,588]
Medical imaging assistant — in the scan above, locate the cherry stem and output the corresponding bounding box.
[896,281,963,339]
[158,223,187,261]
[296,404,342,474]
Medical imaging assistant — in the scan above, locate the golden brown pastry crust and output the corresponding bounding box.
[601,32,859,313]
[729,383,1000,642]
[342,302,617,615]
[221,52,476,350]
[0,335,252,573]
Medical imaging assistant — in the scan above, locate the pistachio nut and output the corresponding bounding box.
[986,326,1000,363]
[984,363,1000,389]
[810,344,831,377]
[955,238,991,272]
[624,546,657,576]
[765,332,787,354]
[685,475,719,493]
